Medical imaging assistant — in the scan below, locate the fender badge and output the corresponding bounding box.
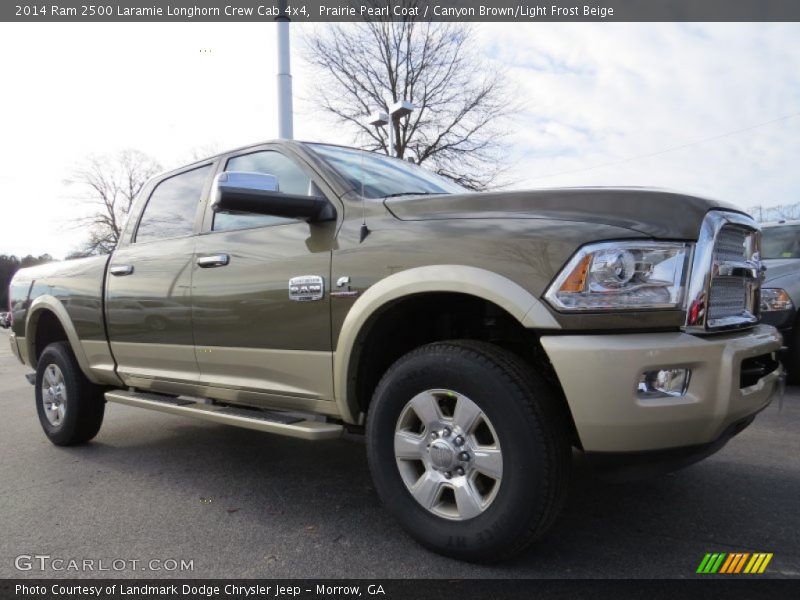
[289,275,324,301]
[331,275,360,298]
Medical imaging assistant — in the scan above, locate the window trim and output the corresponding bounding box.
[132,162,216,245]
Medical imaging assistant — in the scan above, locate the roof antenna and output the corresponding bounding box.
[359,137,370,243]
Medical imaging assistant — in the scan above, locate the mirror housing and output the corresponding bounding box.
[212,171,334,222]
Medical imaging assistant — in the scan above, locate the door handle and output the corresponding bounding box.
[197,254,230,268]
[109,265,134,276]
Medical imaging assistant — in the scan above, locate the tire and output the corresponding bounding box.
[366,340,571,562]
[35,341,105,446]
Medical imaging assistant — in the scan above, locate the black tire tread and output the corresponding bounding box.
[367,339,572,562]
[450,340,572,542]
[35,341,105,446]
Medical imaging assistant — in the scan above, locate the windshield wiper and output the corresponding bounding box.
[382,192,448,199]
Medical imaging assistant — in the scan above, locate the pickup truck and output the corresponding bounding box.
[759,220,800,380]
[8,140,784,562]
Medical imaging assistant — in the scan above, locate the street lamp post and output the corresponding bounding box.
[275,0,293,139]
[367,101,414,157]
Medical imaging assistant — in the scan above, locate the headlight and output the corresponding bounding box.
[545,241,692,311]
[760,288,794,312]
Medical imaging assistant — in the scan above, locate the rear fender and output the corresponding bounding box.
[25,296,111,385]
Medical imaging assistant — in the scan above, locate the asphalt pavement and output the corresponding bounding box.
[1,328,798,579]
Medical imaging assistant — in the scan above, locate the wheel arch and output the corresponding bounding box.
[333,265,562,424]
[25,296,103,385]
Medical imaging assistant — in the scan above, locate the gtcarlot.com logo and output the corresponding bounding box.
[14,554,194,573]
[696,552,773,574]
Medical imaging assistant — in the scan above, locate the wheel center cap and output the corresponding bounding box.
[429,440,456,470]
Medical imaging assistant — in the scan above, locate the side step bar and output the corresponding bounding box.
[104,390,343,440]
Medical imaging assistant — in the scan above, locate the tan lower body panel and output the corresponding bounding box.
[112,341,338,417]
[105,389,343,440]
[9,334,24,364]
[541,324,783,453]
[195,345,334,399]
[111,341,199,383]
[81,339,123,385]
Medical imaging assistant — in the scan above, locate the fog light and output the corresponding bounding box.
[637,368,691,398]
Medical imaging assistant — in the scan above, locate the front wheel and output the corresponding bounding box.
[366,341,571,562]
[35,342,105,446]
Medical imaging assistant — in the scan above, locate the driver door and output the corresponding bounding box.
[190,147,339,411]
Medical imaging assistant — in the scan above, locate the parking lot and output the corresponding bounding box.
[0,327,798,579]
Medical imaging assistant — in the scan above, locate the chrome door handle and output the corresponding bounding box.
[197,254,230,268]
[109,265,134,276]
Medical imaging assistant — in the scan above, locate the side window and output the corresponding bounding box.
[213,150,312,232]
[136,165,211,243]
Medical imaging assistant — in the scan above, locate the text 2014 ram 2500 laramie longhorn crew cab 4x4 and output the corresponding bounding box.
[7,141,784,561]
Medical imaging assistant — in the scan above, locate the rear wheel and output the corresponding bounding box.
[35,342,105,446]
[366,340,571,562]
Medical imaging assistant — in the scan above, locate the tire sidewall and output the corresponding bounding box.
[367,347,551,560]
[35,344,84,445]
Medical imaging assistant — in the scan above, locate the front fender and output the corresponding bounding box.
[332,265,561,423]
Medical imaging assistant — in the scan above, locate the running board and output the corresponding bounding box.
[104,390,343,440]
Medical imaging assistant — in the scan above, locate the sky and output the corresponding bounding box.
[1,21,799,258]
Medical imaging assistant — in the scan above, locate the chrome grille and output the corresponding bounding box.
[685,212,761,333]
[714,227,748,263]
[707,276,748,321]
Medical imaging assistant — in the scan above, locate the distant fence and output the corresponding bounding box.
[746,204,800,223]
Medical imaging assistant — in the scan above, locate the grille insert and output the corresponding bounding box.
[708,277,748,321]
[714,226,748,263]
[685,212,761,333]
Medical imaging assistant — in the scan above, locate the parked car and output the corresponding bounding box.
[760,220,800,378]
[7,140,783,562]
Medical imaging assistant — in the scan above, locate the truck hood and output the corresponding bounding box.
[763,258,800,285]
[384,187,741,240]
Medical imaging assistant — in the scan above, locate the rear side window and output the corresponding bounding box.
[213,151,311,232]
[136,165,211,243]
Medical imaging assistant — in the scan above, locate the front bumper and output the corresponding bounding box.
[540,324,783,453]
[760,309,794,361]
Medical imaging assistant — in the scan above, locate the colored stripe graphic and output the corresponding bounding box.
[696,553,713,573]
[719,553,749,573]
[744,553,774,574]
[733,553,750,573]
[699,552,773,574]
[697,553,727,573]
[719,554,736,573]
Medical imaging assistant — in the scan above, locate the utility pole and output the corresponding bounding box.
[276,0,293,139]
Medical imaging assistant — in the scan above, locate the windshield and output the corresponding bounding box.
[762,225,800,259]
[307,143,467,199]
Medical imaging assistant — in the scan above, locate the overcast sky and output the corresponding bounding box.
[1,22,799,258]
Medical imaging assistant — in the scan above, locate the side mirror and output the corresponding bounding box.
[212,171,334,222]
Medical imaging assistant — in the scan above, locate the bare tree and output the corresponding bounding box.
[68,150,161,256]
[747,203,800,223]
[304,17,513,190]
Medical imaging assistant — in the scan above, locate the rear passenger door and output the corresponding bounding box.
[106,163,213,389]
